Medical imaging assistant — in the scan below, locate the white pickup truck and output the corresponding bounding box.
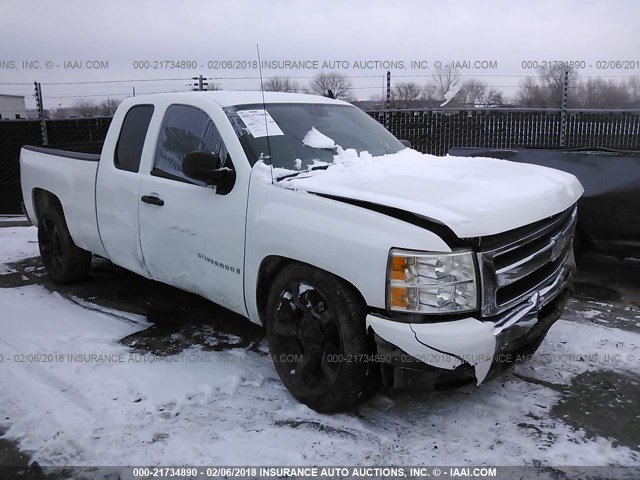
[20,91,583,412]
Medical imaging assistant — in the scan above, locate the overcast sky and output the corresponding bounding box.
[1,0,639,107]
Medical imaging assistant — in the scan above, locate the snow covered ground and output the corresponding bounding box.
[0,226,638,471]
[0,226,39,273]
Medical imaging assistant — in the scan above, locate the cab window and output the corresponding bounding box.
[152,104,231,186]
[114,104,154,172]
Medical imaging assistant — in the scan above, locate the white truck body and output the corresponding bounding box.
[20,91,583,406]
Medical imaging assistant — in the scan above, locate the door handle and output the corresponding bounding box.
[140,195,164,206]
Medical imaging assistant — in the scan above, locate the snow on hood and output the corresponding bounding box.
[279,148,584,238]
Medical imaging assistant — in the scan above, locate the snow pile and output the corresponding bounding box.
[440,78,462,107]
[279,147,583,237]
[515,318,640,382]
[0,226,39,272]
[0,284,263,466]
[302,127,336,149]
[251,159,304,184]
[283,146,576,192]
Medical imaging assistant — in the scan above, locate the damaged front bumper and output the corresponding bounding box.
[366,263,572,386]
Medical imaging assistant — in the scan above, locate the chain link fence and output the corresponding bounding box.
[0,120,43,214]
[1,108,640,213]
[368,108,640,155]
[0,117,111,213]
[45,117,112,153]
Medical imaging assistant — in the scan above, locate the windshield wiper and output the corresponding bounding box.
[275,164,330,181]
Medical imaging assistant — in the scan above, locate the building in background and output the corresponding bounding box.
[0,94,27,120]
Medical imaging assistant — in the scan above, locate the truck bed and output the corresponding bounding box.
[20,145,107,257]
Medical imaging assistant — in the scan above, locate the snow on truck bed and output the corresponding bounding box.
[1,229,638,468]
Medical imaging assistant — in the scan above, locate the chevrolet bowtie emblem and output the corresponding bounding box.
[550,233,563,261]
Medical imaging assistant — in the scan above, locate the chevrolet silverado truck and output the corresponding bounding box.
[20,91,583,412]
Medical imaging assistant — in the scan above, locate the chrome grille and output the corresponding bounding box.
[476,206,577,317]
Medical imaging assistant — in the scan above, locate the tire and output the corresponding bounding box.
[266,263,379,412]
[38,208,92,284]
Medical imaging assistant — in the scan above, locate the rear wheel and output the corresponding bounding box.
[38,208,91,284]
[266,263,379,412]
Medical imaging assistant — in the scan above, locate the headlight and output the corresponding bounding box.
[387,249,478,314]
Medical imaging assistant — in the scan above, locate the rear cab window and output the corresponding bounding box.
[114,104,155,172]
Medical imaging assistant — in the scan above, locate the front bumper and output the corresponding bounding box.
[366,261,572,385]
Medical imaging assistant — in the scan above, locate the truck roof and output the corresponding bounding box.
[127,90,350,108]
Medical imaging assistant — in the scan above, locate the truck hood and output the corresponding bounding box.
[280,148,584,238]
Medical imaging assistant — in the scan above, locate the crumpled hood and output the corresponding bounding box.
[280,148,584,238]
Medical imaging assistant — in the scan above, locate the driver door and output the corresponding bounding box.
[137,103,247,315]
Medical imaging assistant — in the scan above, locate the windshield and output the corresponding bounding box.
[223,103,405,176]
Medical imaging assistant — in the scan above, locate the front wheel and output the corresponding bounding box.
[38,208,92,284]
[266,263,378,412]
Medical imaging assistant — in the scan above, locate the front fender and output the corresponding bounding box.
[244,179,451,324]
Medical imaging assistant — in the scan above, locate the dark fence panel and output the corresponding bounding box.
[0,120,43,214]
[563,111,640,151]
[0,117,112,214]
[368,109,640,155]
[45,117,112,152]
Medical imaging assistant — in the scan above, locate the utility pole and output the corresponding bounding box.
[385,71,391,129]
[560,69,569,147]
[34,81,48,145]
[191,75,209,91]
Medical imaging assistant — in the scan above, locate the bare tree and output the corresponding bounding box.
[72,99,99,117]
[627,77,640,107]
[263,77,300,93]
[516,76,550,107]
[362,94,386,109]
[52,106,71,119]
[516,65,578,107]
[391,82,422,108]
[308,71,354,101]
[368,82,441,109]
[459,79,503,106]
[99,98,122,116]
[432,65,462,104]
[575,78,632,108]
[539,65,578,104]
[422,83,437,102]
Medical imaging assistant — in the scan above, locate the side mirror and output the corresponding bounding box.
[183,151,224,183]
[182,151,236,195]
[399,139,412,149]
